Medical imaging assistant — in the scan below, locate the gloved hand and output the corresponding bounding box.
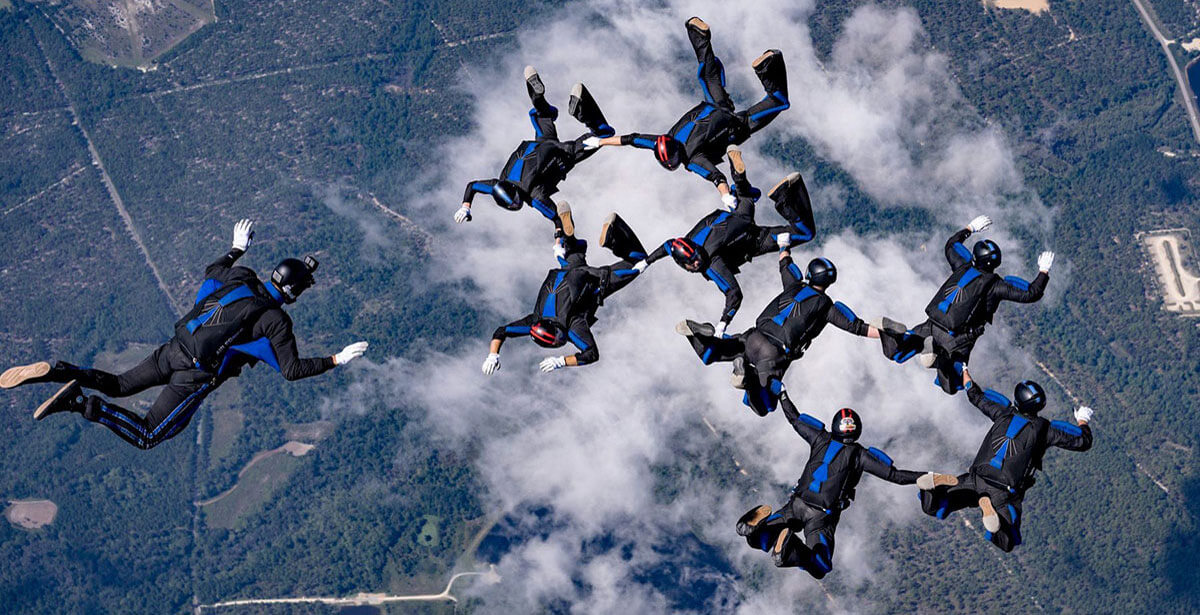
[713,321,727,338]
[333,341,369,366]
[966,215,992,233]
[1038,251,1054,273]
[553,241,567,260]
[916,472,959,490]
[482,353,501,375]
[632,260,649,273]
[539,356,567,372]
[776,232,791,250]
[454,205,472,224]
[1074,406,1093,424]
[583,136,602,150]
[720,193,737,211]
[232,218,254,251]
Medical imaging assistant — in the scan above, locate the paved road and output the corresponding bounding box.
[1129,0,1200,144]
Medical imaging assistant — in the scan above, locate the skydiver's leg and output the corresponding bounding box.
[798,508,838,579]
[879,320,928,365]
[83,369,214,450]
[599,213,648,262]
[931,331,975,394]
[525,66,559,140]
[741,332,787,415]
[985,495,1023,553]
[679,326,746,365]
[568,83,614,137]
[725,145,759,204]
[750,225,790,258]
[741,505,789,552]
[741,50,789,133]
[919,473,977,520]
[767,172,816,241]
[686,17,734,111]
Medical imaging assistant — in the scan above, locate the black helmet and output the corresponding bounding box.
[491,181,525,211]
[972,239,1001,271]
[271,255,318,304]
[654,135,684,170]
[1013,380,1046,414]
[831,407,861,442]
[530,319,567,348]
[669,237,709,272]
[806,257,837,287]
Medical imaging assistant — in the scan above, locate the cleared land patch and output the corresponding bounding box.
[1138,229,1200,316]
[986,0,1050,14]
[199,441,314,529]
[42,0,216,69]
[5,499,58,529]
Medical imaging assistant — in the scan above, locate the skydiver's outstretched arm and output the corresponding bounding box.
[778,252,805,289]
[491,314,538,354]
[1046,417,1094,452]
[963,369,1012,421]
[607,133,656,149]
[252,310,338,381]
[644,242,671,265]
[206,218,254,275]
[458,180,500,222]
[860,448,925,485]
[945,228,973,269]
[565,317,598,366]
[825,300,875,338]
[705,258,742,326]
[686,155,729,193]
[991,271,1049,304]
[778,392,823,444]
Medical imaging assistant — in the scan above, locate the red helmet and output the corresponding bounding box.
[655,135,684,170]
[530,319,567,348]
[831,408,861,442]
[668,237,709,272]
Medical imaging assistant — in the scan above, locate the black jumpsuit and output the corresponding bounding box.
[618,24,788,190]
[645,163,815,327]
[492,249,641,366]
[741,395,923,578]
[463,86,613,233]
[879,228,1048,394]
[919,381,1092,552]
[64,249,334,449]
[683,255,869,415]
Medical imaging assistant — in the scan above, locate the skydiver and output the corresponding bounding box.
[0,220,369,450]
[676,240,880,416]
[455,66,614,237]
[875,215,1054,394]
[590,17,789,208]
[737,391,957,578]
[482,212,645,374]
[919,366,1093,552]
[634,145,816,334]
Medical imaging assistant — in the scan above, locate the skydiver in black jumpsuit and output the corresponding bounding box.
[876,215,1054,394]
[592,17,789,209]
[482,215,646,374]
[0,220,369,450]
[677,243,880,416]
[456,66,614,237]
[919,367,1093,552]
[737,393,957,578]
[635,145,816,334]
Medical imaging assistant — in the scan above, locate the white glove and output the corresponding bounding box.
[776,232,791,250]
[333,341,369,366]
[1037,251,1054,273]
[553,241,567,260]
[232,219,254,251]
[539,356,567,372]
[720,193,737,211]
[713,321,727,338]
[582,136,602,150]
[966,215,992,233]
[454,205,472,224]
[1074,406,1093,424]
[482,353,501,375]
[632,260,648,273]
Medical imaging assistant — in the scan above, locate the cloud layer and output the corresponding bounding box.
[345,1,1053,611]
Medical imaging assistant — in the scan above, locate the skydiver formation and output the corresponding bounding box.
[0,15,1095,581]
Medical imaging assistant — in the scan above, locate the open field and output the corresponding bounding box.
[1138,228,1200,315]
[5,499,58,529]
[989,0,1051,14]
[199,441,314,529]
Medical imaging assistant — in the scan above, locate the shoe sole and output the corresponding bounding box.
[599,213,616,249]
[879,317,909,335]
[730,357,746,389]
[34,380,78,421]
[568,83,584,117]
[771,528,790,565]
[726,146,745,174]
[1,362,51,389]
[737,505,771,535]
[557,201,575,237]
[686,17,709,33]
[768,172,800,201]
[524,66,545,97]
[675,321,692,336]
[934,474,959,488]
[978,496,1000,532]
[752,50,778,70]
